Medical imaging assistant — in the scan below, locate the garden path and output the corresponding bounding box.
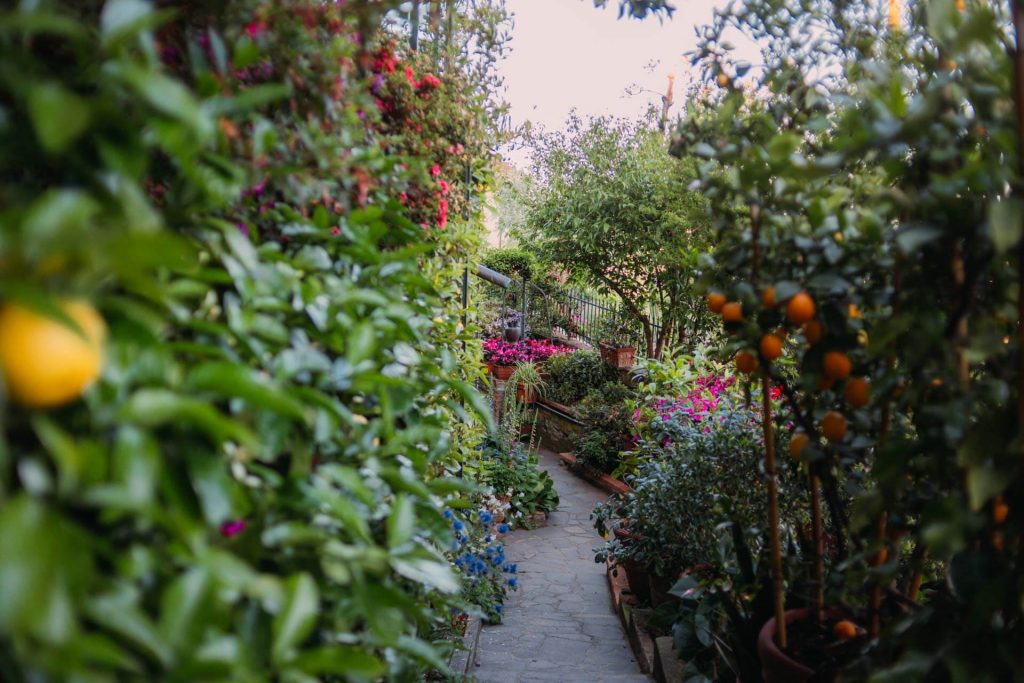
[468,448,650,683]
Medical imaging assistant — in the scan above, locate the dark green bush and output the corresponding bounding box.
[543,350,616,405]
[481,246,537,281]
[571,381,636,473]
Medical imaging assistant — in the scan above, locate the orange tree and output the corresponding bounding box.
[0,0,509,679]
[624,0,1023,677]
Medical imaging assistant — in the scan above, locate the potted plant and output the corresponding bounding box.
[506,361,544,405]
[597,315,637,369]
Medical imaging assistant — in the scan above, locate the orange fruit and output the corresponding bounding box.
[721,302,743,324]
[823,351,852,380]
[844,377,870,408]
[708,292,727,314]
[870,547,889,565]
[786,292,816,325]
[833,620,858,641]
[803,320,824,345]
[821,411,847,442]
[762,287,777,308]
[993,496,1009,525]
[848,303,861,319]
[789,432,810,461]
[0,300,106,408]
[760,334,783,361]
[735,350,759,374]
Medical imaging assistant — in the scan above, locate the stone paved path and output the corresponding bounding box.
[470,449,650,683]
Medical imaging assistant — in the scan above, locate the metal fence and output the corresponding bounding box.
[472,264,662,357]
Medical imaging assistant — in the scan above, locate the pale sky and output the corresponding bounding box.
[497,0,759,167]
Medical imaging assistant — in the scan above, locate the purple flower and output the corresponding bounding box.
[219,519,246,538]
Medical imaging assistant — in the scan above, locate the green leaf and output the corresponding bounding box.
[184,362,307,421]
[987,199,1024,254]
[387,495,415,549]
[290,647,385,678]
[158,567,211,652]
[120,388,258,450]
[27,82,90,152]
[966,465,1005,511]
[272,573,320,664]
[390,556,459,594]
[896,225,942,255]
[86,591,172,667]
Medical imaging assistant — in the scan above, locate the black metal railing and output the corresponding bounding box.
[470,264,662,358]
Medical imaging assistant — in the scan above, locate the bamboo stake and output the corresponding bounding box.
[810,472,825,622]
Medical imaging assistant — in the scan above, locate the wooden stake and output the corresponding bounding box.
[762,372,787,648]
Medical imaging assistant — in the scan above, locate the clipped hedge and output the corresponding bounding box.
[0,1,503,679]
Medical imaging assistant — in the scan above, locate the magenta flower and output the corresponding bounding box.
[219,519,247,538]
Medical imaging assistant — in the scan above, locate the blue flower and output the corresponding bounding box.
[508,577,518,588]
[479,510,494,524]
[443,509,454,520]
[495,603,503,612]
[452,520,464,531]
[498,523,510,533]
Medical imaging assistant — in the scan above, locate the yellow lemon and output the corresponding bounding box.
[0,300,106,408]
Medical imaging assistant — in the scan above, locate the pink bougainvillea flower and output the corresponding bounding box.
[430,164,442,177]
[245,21,268,38]
[219,519,246,538]
[439,180,450,195]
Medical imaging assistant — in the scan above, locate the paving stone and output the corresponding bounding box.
[472,449,650,682]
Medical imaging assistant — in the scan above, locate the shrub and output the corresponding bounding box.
[479,440,559,528]
[595,394,805,578]
[481,246,538,281]
[571,381,637,473]
[543,350,616,405]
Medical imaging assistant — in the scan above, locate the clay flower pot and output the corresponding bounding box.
[599,343,637,369]
[489,363,516,381]
[757,608,815,683]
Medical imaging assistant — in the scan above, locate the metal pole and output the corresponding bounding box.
[521,276,529,339]
[410,0,420,51]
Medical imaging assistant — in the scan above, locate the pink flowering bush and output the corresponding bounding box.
[483,337,572,366]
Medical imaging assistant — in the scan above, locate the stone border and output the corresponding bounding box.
[447,614,483,678]
[605,559,684,683]
[556,451,631,496]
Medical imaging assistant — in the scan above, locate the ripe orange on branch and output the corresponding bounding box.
[786,291,816,325]
[789,432,810,461]
[844,377,870,408]
[821,411,847,442]
[762,286,777,308]
[735,350,759,374]
[803,320,824,345]
[721,302,744,323]
[833,620,859,641]
[760,334,783,361]
[708,292,726,313]
[823,351,852,380]
[0,300,106,408]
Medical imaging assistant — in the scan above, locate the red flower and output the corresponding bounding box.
[438,180,450,195]
[430,164,442,177]
[405,65,419,88]
[330,226,342,236]
[418,73,441,91]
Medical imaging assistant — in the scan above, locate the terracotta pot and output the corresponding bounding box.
[516,383,537,404]
[756,608,815,683]
[489,363,516,381]
[621,559,652,604]
[648,571,682,608]
[600,343,637,369]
